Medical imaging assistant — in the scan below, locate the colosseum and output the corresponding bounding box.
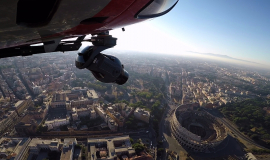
[171,104,227,152]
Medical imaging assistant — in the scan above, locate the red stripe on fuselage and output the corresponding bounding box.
[54,0,151,36]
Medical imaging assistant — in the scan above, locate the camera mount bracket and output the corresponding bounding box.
[82,33,117,68]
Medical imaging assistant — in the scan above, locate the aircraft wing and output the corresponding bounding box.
[0,0,178,58]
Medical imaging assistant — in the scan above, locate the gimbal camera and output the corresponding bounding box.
[75,32,129,85]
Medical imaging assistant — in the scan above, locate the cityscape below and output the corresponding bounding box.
[0,50,270,160]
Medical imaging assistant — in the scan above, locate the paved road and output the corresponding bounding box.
[158,88,185,159]
[219,117,267,149]
[206,109,268,150]
[156,80,186,155]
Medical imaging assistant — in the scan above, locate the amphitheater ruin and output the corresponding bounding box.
[171,104,227,152]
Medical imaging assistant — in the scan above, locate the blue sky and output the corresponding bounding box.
[111,0,270,65]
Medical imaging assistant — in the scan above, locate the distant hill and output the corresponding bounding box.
[187,51,260,65]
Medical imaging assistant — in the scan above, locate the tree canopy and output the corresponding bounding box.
[219,98,270,146]
[132,143,145,153]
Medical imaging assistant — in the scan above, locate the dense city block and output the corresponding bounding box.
[1,51,270,159]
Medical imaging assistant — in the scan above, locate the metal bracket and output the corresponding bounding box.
[82,33,117,68]
[44,37,62,52]
[0,36,86,59]
[82,46,110,68]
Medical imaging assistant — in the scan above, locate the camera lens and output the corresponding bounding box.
[75,54,86,69]
[115,69,129,85]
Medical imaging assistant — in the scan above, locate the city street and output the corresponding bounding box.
[156,80,188,159]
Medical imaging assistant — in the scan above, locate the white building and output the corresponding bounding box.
[70,99,92,108]
[245,153,257,160]
[28,138,61,154]
[45,118,70,130]
[87,89,99,102]
[88,135,136,160]
[134,108,150,123]
[94,105,106,120]
[107,107,114,113]
[60,138,77,160]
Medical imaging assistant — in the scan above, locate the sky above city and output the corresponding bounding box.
[111,0,270,66]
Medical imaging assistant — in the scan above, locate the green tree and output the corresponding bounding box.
[119,100,129,105]
[219,98,270,145]
[130,138,134,144]
[132,143,145,153]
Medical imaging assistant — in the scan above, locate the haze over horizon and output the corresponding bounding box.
[110,0,270,68]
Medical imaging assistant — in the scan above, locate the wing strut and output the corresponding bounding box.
[0,36,87,59]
